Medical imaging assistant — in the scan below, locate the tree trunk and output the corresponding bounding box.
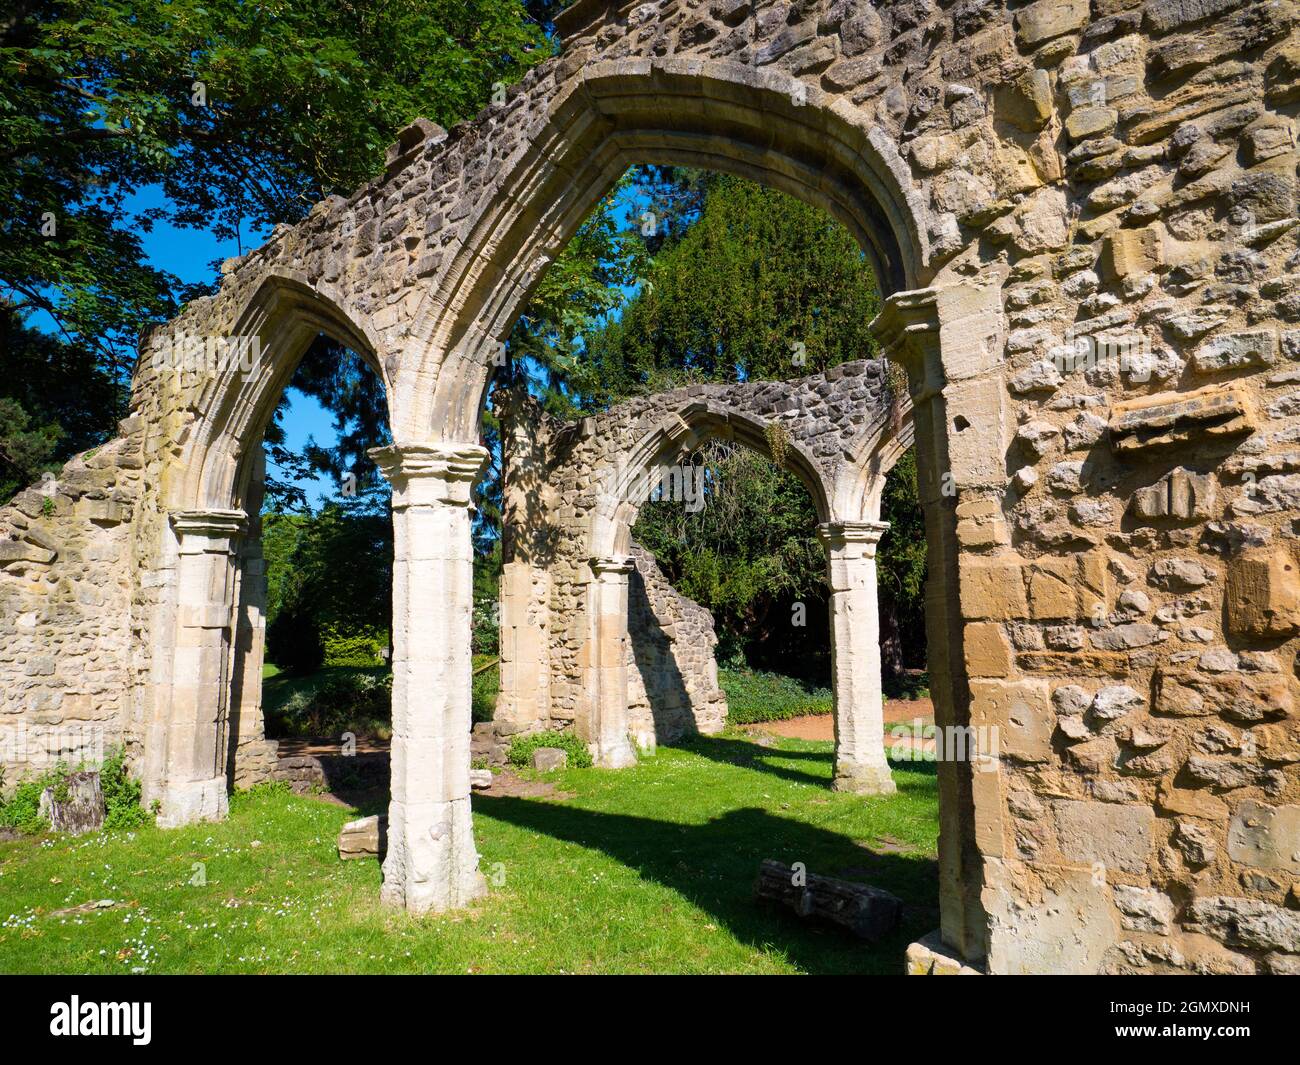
[878,591,905,684]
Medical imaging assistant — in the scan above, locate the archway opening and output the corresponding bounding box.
[480,162,939,958]
[247,334,396,799]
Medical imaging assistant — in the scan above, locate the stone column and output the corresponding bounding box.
[227,449,278,788]
[155,508,246,827]
[819,520,896,796]
[587,555,638,768]
[371,442,488,914]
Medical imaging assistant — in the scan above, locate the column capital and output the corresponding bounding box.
[590,554,636,579]
[818,520,890,554]
[369,443,488,507]
[870,288,938,366]
[170,508,247,550]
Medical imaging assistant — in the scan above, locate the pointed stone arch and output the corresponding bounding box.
[406,55,932,444]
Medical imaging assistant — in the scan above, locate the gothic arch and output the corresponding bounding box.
[405,56,932,444]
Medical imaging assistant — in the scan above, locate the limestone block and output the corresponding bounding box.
[1228,801,1300,874]
[995,69,1053,131]
[970,679,1054,763]
[1015,0,1090,46]
[1112,885,1175,934]
[964,621,1013,677]
[1108,383,1254,454]
[1165,781,1228,821]
[960,557,1029,620]
[1225,546,1300,638]
[1184,896,1300,954]
[905,930,983,974]
[983,862,1120,974]
[1154,668,1293,723]
[1099,225,1162,280]
[338,815,385,860]
[0,540,56,565]
[1192,329,1278,374]
[1053,799,1155,874]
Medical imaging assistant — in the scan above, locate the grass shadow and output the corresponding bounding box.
[473,794,937,974]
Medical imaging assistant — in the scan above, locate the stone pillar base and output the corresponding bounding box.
[155,775,228,828]
[832,762,897,796]
[380,797,487,915]
[594,740,638,769]
[905,930,983,975]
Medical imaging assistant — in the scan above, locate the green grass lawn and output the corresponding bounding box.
[0,734,938,974]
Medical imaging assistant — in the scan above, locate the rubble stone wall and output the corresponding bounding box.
[626,541,729,745]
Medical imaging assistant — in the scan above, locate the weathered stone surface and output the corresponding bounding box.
[1228,801,1300,874]
[530,747,568,772]
[906,930,983,974]
[38,772,104,836]
[0,0,1293,976]
[1108,385,1255,454]
[1184,896,1300,953]
[1129,467,1216,522]
[1225,547,1300,638]
[1154,668,1293,722]
[338,815,384,860]
[1054,799,1155,874]
[1113,885,1174,934]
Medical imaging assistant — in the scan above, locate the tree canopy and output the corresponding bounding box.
[1,0,552,495]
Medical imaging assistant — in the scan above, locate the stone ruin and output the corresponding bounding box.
[491,361,908,773]
[0,0,1297,974]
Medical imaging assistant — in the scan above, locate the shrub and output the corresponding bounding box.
[0,750,153,834]
[507,729,593,770]
[101,747,152,829]
[320,623,386,667]
[0,769,57,833]
[718,668,833,725]
[472,601,499,655]
[472,657,498,724]
[267,669,391,736]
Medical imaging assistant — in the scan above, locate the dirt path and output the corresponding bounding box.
[740,696,934,741]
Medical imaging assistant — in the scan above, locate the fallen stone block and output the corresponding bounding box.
[753,859,902,941]
[338,814,386,860]
[530,747,567,772]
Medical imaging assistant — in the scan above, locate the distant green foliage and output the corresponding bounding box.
[264,506,390,675]
[876,449,929,674]
[472,545,502,656]
[719,669,833,725]
[266,669,391,737]
[635,443,830,672]
[3,0,552,504]
[507,730,593,770]
[319,623,386,668]
[0,769,57,834]
[582,171,880,400]
[472,657,499,724]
